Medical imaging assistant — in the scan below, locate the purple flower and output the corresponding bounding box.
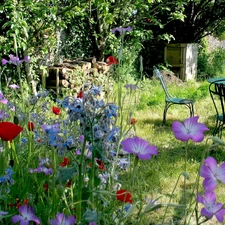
[172,116,209,142]
[0,210,8,221]
[89,222,97,225]
[196,192,225,222]
[0,110,9,121]
[2,54,30,66]
[121,136,158,160]
[41,123,60,133]
[29,158,53,175]
[35,166,53,175]
[0,92,8,105]
[11,204,40,225]
[1,59,8,65]
[112,26,132,34]
[9,84,20,89]
[200,157,225,192]
[50,213,76,225]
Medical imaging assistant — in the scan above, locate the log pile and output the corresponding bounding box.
[44,58,110,94]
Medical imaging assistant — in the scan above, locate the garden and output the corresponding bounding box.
[1,1,225,225]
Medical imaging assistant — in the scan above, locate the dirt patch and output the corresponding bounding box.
[161,70,184,85]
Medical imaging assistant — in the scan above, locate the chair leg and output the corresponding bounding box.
[189,103,194,117]
[163,102,171,124]
[213,120,222,137]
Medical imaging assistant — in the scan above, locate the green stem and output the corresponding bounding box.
[132,156,139,191]
[162,173,183,224]
[90,151,95,207]
[77,136,87,222]
[184,141,189,223]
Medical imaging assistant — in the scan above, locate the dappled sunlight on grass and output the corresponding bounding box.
[131,90,225,224]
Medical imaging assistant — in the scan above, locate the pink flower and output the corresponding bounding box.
[11,204,40,224]
[121,136,158,160]
[9,84,20,89]
[112,26,132,34]
[196,192,225,222]
[172,116,209,142]
[200,157,225,192]
[2,55,30,66]
[50,213,76,225]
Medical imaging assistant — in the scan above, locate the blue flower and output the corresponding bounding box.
[89,85,101,95]
[0,166,14,185]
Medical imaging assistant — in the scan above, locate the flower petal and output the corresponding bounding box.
[204,191,216,203]
[65,215,76,225]
[20,220,30,225]
[31,215,41,224]
[217,162,225,183]
[19,204,28,215]
[2,59,8,65]
[11,215,23,223]
[204,157,218,174]
[121,138,136,154]
[172,121,189,142]
[56,213,65,223]
[203,178,217,192]
[20,221,29,225]
[189,132,205,142]
[172,116,208,143]
[0,122,23,142]
[215,208,225,223]
[196,194,205,205]
[50,218,60,225]
[201,208,213,219]
[200,164,215,179]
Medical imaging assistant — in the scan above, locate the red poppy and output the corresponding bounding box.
[24,199,29,205]
[77,91,83,98]
[66,179,72,188]
[96,159,106,171]
[130,118,137,125]
[10,198,29,208]
[106,56,118,65]
[28,121,34,131]
[0,122,23,142]
[52,106,60,115]
[43,183,49,192]
[116,189,132,204]
[60,157,70,167]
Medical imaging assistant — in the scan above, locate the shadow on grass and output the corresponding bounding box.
[134,115,225,224]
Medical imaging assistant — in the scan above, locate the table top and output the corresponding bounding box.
[207,77,225,84]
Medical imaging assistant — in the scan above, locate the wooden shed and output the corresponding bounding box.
[164,43,198,81]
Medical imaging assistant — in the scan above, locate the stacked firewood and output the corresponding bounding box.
[45,58,110,94]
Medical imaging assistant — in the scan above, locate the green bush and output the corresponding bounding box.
[198,38,225,80]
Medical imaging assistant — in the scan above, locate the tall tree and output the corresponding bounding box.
[148,0,225,43]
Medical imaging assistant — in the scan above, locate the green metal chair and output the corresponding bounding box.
[153,66,194,124]
[209,79,225,138]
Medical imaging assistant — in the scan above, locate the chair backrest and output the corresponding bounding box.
[209,81,225,122]
[153,66,172,99]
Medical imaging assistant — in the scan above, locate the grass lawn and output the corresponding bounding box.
[127,80,225,224]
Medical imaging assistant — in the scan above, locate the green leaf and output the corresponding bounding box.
[162,203,186,208]
[82,208,101,223]
[144,203,162,213]
[56,165,77,183]
[208,136,225,146]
